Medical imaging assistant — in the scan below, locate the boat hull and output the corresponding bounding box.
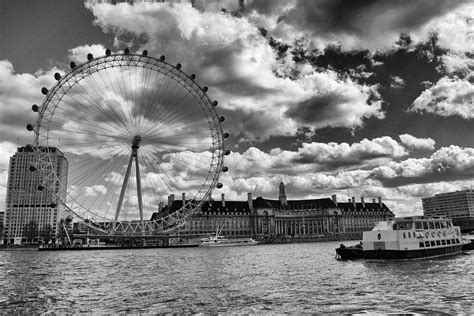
[335,245,363,260]
[363,244,463,260]
[200,241,258,247]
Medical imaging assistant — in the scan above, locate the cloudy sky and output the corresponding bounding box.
[0,0,473,218]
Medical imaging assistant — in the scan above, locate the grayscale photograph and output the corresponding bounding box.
[0,0,473,314]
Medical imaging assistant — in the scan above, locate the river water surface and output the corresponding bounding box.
[0,241,472,314]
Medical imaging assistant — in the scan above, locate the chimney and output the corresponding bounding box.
[372,198,376,203]
[348,199,351,202]
[361,196,365,207]
[158,202,164,212]
[168,194,175,207]
[221,193,225,207]
[351,196,356,207]
[248,192,253,208]
[331,194,337,204]
[182,192,186,205]
[378,196,382,206]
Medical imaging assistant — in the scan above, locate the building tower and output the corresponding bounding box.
[422,190,474,232]
[279,180,288,206]
[4,145,68,244]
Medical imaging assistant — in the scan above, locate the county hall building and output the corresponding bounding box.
[154,181,393,242]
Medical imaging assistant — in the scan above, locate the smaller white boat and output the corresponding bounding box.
[199,225,258,247]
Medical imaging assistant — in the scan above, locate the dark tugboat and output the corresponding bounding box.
[335,242,363,260]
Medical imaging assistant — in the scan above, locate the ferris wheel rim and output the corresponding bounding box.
[32,51,226,233]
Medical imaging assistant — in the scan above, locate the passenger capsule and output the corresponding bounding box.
[190,74,196,80]
[212,100,218,107]
[203,86,208,92]
[29,165,37,172]
[105,48,111,56]
[70,61,76,69]
[176,63,182,70]
[222,166,228,172]
[37,185,44,191]
[216,183,223,189]
[26,124,34,131]
[54,73,61,80]
[224,149,231,155]
[32,104,39,112]
[41,87,48,95]
[220,116,225,122]
[87,53,93,61]
[160,55,165,61]
[124,48,130,54]
[142,50,148,56]
[223,132,229,139]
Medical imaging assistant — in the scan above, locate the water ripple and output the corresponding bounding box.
[0,242,472,314]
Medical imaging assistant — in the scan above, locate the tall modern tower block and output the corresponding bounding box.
[4,145,68,244]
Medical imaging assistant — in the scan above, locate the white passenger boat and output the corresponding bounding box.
[362,217,464,260]
[200,235,258,247]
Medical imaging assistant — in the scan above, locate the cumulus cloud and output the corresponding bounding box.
[245,0,468,51]
[85,1,385,141]
[398,180,474,198]
[295,136,407,167]
[399,134,435,151]
[84,184,108,197]
[420,2,474,53]
[225,136,410,178]
[68,43,108,63]
[371,145,474,186]
[409,77,474,119]
[0,60,57,145]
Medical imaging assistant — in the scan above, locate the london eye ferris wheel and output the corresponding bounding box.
[27,48,229,235]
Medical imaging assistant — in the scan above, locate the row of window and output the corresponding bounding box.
[419,239,460,248]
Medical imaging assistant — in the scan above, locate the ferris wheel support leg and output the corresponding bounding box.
[114,152,134,231]
[135,151,144,232]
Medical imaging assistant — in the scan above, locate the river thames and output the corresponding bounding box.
[0,241,472,314]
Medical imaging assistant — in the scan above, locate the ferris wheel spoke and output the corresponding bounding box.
[101,66,136,130]
[58,83,134,137]
[144,87,193,134]
[141,75,183,134]
[144,125,212,142]
[83,71,131,131]
[50,111,129,141]
[139,148,180,193]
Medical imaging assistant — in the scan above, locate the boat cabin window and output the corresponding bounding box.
[415,222,423,229]
[441,221,447,229]
[422,222,429,229]
[436,240,441,246]
[396,222,412,230]
[429,222,435,229]
[434,222,441,229]
[430,241,436,247]
[425,241,430,247]
[447,222,452,228]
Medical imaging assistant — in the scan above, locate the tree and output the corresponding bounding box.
[24,220,39,244]
[40,224,54,244]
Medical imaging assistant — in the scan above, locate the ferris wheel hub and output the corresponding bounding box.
[131,135,142,149]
